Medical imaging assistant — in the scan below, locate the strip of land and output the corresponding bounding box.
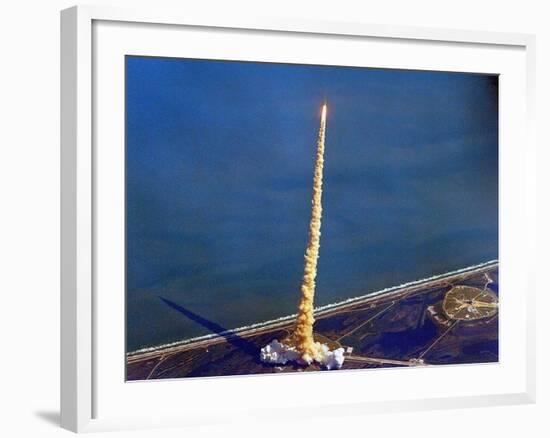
[127,261,499,380]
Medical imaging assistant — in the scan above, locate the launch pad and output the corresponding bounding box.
[442,286,499,321]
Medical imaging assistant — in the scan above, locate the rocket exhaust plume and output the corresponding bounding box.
[291,103,327,362]
[260,103,345,370]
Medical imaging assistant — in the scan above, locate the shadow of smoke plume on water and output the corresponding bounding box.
[158,297,263,363]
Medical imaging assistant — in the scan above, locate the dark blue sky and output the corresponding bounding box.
[126,56,498,351]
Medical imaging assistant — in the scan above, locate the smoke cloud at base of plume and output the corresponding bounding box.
[260,339,345,370]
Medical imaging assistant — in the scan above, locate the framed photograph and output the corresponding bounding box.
[61,5,536,432]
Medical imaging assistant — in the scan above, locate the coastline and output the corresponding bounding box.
[127,259,498,361]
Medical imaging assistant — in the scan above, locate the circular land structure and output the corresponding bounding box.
[442,286,498,321]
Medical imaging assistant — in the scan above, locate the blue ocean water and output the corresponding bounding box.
[125,56,498,352]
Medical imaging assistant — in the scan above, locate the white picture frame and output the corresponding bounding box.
[61,4,537,433]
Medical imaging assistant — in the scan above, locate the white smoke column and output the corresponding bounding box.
[260,103,344,370]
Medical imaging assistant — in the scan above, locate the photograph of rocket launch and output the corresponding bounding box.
[125,56,499,380]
